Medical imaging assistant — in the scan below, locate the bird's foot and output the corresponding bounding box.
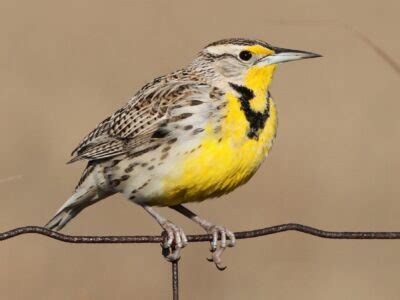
[160,221,188,262]
[205,225,236,271]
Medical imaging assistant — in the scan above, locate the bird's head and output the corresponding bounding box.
[195,38,321,92]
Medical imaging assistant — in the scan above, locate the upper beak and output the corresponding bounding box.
[256,46,322,66]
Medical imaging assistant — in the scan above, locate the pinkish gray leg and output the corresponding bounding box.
[171,205,236,270]
[141,205,188,262]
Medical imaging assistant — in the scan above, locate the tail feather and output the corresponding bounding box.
[45,162,113,232]
[45,206,84,231]
[45,186,101,231]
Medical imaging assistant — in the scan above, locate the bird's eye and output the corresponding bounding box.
[239,50,252,61]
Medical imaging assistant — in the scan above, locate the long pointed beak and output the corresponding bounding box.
[256,47,322,66]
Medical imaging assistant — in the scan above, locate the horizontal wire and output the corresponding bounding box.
[1,224,400,244]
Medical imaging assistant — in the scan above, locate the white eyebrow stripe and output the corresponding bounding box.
[205,45,245,56]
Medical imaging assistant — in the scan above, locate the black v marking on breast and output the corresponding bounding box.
[229,83,270,139]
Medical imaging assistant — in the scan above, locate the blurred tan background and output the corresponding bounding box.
[1,0,399,299]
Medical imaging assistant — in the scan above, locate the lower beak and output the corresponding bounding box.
[256,47,322,66]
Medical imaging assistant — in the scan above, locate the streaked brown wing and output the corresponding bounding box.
[68,79,208,163]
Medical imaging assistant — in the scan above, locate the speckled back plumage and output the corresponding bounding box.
[69,63,219,163]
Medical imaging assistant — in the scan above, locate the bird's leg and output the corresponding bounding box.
[141,205,188,262]
[171,205,236,270]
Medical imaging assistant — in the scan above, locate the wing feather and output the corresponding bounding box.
[68,75,211,163]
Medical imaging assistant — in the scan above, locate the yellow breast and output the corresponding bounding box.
[160,93,278,205]
[155,62,279,206]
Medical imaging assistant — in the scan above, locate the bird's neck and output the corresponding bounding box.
[225,65,276,140]
[240,65,276,112]
[187,58,277,112]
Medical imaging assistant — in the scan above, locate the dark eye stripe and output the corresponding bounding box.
[204,52,250,64]
[204,52,237,60]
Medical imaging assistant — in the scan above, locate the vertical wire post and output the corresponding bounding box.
[172,260,179,300]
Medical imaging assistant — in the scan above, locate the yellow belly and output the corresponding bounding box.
[159,93,278,206]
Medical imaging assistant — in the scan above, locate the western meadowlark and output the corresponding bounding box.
[45,38,320,269]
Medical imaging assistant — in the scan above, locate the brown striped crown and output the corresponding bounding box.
[205,38,272,49]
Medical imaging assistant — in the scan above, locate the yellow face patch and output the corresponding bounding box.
[245,45,274,56]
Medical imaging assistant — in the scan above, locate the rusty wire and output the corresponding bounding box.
[172,261,179,300]
[2,224,400,243]
[2,224,400,300]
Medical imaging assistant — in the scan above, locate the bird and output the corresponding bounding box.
[45,38,321,270]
